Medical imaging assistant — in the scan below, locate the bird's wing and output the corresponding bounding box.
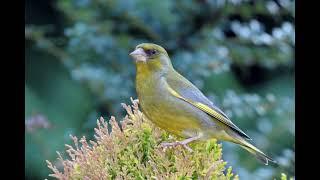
[166,72,251,140]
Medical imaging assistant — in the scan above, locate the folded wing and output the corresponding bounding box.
[166,72,251,140]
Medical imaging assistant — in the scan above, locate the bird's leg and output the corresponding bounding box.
[160,135,201,152]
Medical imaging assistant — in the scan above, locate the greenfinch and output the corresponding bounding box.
[129,43,275,165]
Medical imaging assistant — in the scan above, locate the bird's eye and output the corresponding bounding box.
[146,49,157,56]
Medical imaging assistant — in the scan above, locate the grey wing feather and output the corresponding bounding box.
[166,71,252,140]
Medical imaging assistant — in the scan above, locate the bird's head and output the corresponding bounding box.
[129,43,173,72]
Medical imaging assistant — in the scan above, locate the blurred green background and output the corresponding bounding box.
[25,0,294,179]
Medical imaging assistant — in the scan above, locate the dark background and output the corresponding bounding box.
[25,0,294,179]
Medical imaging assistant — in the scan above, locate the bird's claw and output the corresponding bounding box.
[181,144,193,152]
[159,141,193,152]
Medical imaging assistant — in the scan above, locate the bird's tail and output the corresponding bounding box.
[237,139,276,165]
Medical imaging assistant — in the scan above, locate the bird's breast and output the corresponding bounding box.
[135,75,212,137]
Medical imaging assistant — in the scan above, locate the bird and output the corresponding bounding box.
[129,43,275,165]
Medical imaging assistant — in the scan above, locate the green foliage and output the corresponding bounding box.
[47,99,239,179]
[281,173,287,180]
[26,0,294,179]
[280,173,294,180]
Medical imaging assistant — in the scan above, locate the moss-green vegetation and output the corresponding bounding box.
[47,99,239,179]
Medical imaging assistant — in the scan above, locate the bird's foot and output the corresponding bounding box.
[159,135,202,152]
[160,141,193,152]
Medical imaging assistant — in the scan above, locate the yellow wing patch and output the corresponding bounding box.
[167,86,251,140]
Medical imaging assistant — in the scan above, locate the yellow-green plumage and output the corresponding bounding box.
[130,43,275,165]
[136,63,202,136]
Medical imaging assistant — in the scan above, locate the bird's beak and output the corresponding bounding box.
[129,48,147,63]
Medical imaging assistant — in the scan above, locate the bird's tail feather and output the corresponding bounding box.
[237,139,276,165]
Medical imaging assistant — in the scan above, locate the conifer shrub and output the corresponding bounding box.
[46,98,239,179]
